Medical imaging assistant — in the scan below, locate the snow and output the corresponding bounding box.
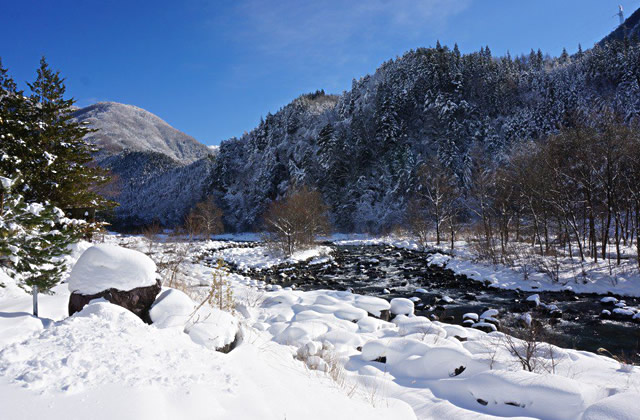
[150,288,196,328]
[352,295,391,317]
[211,245,333,270]
[612,307,635,317]
[0,176,13,189]
[68,244,157,294]
[582,392,639,420]
[601,296,619,304]
[526,294,541,305]
[480,309,499,319]
[471,321,497,332]
[390,298,415,316]
[2,234,640,420]
[186,307,238,350]
[463,313,479,322]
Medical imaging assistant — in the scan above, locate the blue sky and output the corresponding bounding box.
[1,0,638,145]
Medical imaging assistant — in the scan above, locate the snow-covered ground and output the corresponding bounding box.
[1,234,639,419]
[0,238,410,420]
[211,244,333,270]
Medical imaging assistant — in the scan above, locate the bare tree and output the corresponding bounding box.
[184,197,224,240]
[142,221,162,253]
[410,157,459,247]
[406,197,431,250]
[263,186,330,256]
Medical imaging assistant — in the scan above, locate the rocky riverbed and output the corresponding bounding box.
[220,243,640,362]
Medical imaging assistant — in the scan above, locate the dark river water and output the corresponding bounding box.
[223,243,640,363]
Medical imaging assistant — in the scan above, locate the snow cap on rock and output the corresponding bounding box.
[69,244,157,295]
[390,298,415,316]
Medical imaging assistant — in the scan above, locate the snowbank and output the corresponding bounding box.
[150,288,196,328]
[211,245,333,270]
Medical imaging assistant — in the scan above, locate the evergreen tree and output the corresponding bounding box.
[0,59,99,314]
[18,58,113,211]
[0,175,81,315]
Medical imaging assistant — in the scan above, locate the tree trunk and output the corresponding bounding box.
[602,211,611,261]
[32,285,39,317]
[614,211,621,265]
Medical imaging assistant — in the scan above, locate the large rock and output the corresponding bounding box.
[68,244,161,323]
[69,281,162,323]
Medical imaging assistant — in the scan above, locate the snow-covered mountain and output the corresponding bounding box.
[73,102,212,164]
[212,29,640,232]
[72,102,216,228]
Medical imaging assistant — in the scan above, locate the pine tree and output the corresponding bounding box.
[0,59,92,315]
[18,57,113,212]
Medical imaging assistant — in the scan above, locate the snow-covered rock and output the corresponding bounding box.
[68,244,161,321]
[526,294,541,306]
[186,308,239,352]
[390,298,414,316]
[480,309,499,319]
[463,313,479,322]
[353,295,391,318]
[68,244,157,295]
[600,296,619,305]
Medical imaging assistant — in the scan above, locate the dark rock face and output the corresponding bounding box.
[216,332,241,354]
[68,280,162,323]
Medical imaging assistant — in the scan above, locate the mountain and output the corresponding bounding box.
[212,29,640,232]
[79,13,640,232]
[73,102,216,228]
[73,102,212,164]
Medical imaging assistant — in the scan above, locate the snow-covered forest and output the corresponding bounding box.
[213,40,640,233]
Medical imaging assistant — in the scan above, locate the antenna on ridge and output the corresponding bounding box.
[615,5,625,26]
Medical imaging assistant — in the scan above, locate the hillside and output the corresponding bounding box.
[100,151,216,227]
[601,6,640,43]
[212,35,640,232]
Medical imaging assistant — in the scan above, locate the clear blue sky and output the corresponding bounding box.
[1,0,638,145]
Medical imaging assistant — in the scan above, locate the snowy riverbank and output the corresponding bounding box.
[331,234,640,297]
[1,234,638,419]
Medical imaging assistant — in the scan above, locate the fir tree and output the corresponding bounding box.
[19,57,113,212]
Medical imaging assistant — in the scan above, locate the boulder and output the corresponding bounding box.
[69,281,161,323]
[611,307,635,321]
[68,244,161,323]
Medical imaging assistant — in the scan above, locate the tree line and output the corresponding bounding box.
[409,116,640,275]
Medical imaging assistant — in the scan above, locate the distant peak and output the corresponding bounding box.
[73,101,212,164]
